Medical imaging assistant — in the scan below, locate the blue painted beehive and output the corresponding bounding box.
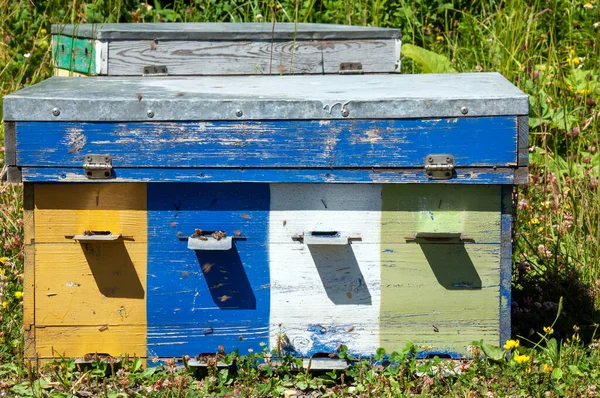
[3,72,528,362]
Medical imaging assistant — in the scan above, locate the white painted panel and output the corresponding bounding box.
[269,184,381,356]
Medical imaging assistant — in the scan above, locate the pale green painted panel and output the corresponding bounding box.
[381,185,501,355]
[381,185,501,244]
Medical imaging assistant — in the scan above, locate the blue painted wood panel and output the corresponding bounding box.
[21,167,517,184]
[15,117,517,168]
[146,183,270,357]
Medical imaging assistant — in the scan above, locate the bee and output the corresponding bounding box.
[282,220,287,226]
[433,325,439,333]
[137,93,143,101]
[212,231,226,240]
[233,229,241,236]
[346,292,353,299]
[170,222,177,228]
[150,42,157,51]
[348,326,355,332]
[241,213,251,220]
[220,295,230,302]
[191,229,202,238]
[202,263,213,273]
[176,91,185,96]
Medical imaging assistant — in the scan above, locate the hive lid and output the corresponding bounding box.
[51,22,402,41]
[3,72,528,122]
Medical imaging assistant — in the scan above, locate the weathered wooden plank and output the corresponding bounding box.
[34,325,146,359]
[34,183,146,243]
[34,242,146,326]
[380,185,502,356]
[53,68,87,77]
[108,39,399,75]
[499,186,513,346]
[269,184,381,356]
[23,244,36,358]
[52,35,96,74]
[22,167,517,184]
[146,183,270,357]
[3,121,16,166]
[15,118,518,168]
[517,115,529,167]
[23,184,35,358]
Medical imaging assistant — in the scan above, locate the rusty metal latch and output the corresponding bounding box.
[339,62,363,75]
[143,65,168,75]
[84,154,112,179]
[424,154,455,180]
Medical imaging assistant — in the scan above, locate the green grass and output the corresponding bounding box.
[1,0,600,395]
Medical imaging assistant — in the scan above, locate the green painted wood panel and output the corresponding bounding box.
[52,35,96,74]
[380,185,501,356]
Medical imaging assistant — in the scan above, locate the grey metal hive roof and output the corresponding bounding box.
[51,22,402,40]
[3,73,528,122]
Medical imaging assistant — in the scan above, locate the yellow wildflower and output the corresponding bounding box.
[0,257,6,265]
[14,291,23,299]
[573,324,580,332]
[504,339,520,350]
[569,48,576,54]
[538,226,544,232]
[573,57,581,65]
[41,28,47,35]
[19,207,24,212]
[1,301,8,309]
[514,354,530,364]
[543,326,554,334]
[529,218,540,225]
[584,2,593,9]
[0,269,4,275]
[436,35,444,41]
[543,363,553,372]
[544,201,551,209]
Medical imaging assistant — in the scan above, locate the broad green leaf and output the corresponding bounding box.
[481,343,505,363]
[551,367,563,380]
[568,365,584,376]
[402,44,457,74]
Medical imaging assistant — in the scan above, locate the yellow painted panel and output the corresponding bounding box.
[34,326,146,359]
[381,185,501,355]
[53,68,87,77]
[35,242,147,326]
[23,244,36,358]
[34,183,147,243]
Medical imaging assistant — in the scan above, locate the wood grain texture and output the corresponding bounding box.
[269,184,381,356]
[34,183,146,243]
[15,118,518,168]
[35,243,147,326]
[380,185,501,356]
[34,326,146,358]
[108,39,398,75]
[22,167,517,185]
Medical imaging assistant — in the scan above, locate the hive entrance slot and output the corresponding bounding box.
[311,231,339,237]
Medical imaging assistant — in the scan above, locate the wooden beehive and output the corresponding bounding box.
[3,72,528,362]
[51,22,402,76]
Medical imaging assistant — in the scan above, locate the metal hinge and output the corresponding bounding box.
[339,62,363,75]
[84,154,112,179]
[424,154,455,180]
[142,65,168,75]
